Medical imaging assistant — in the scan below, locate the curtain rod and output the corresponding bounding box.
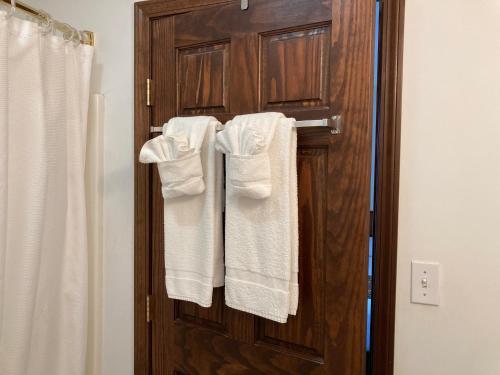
[1,0,95,46]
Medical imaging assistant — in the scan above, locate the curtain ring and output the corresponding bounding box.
[62,24,80,46]
[71,26,80,46]
[61,23,73,42]
[75,30,83,45]
[38,11,53,35]
[8,0,16,17]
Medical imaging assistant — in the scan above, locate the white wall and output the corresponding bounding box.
[395,1,500,374]
[23,0,500,374]
[28,1,137,374]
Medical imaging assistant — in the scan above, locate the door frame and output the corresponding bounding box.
[370,0,405,374]
[133,1,405,374]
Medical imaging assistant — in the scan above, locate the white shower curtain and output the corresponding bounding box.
[0,12,94,375]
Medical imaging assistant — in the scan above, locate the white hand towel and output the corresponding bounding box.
[140,116,224,307]
[216,112,299,323]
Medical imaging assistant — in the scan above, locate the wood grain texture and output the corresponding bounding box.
[152,17,176,127]
[136,0,234,19]
[135,0,375,374]
[177,43,230,114]
[175,287,226,330]
[151,16,177,374]
[370,0,406,374]
[260,26,330,110]
[321,1,374,373]
[173,0,331,47]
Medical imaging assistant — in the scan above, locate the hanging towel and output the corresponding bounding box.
[216,112,299,323]
[140,116,224,307]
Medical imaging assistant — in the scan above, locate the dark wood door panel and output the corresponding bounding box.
[177,42,230,115]
[175,288,227,331]
[138,0,374,374]
[170,323,323,375]
[260,25,331,112]
[174,0,331,47]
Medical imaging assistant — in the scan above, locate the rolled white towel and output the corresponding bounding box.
[140,132,205,199]
[216,115,277,199]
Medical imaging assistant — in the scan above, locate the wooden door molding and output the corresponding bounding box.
[370,0,405,374]
[134,4,150,373]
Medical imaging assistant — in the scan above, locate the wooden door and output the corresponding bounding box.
[135,0,374,374]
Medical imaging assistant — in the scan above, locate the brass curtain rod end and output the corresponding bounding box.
[82,30,95,46]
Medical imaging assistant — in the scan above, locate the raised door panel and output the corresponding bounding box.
[175,288,226,332]
[177,42,230,115]
[260,26,330,112]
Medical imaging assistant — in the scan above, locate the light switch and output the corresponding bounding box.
[411,261,440,306]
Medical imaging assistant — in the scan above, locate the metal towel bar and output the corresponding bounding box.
[149,115,342,135]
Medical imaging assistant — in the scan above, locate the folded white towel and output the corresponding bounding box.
[216,118,276,199]
[140,133,205,198]
[216,112,299,323]
[140,116,224,307]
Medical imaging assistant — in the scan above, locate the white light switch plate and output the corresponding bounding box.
[411,261,440,306]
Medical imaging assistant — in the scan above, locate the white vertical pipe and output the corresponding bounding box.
[85,93,104,375]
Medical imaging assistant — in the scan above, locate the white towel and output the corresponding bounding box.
[216,112,299,323]
[140,116,224,307]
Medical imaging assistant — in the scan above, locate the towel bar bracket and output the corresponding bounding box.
[294,115,342,135]
[150,126,163,133]
[149,115,342,135]
[330,115,342,135]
